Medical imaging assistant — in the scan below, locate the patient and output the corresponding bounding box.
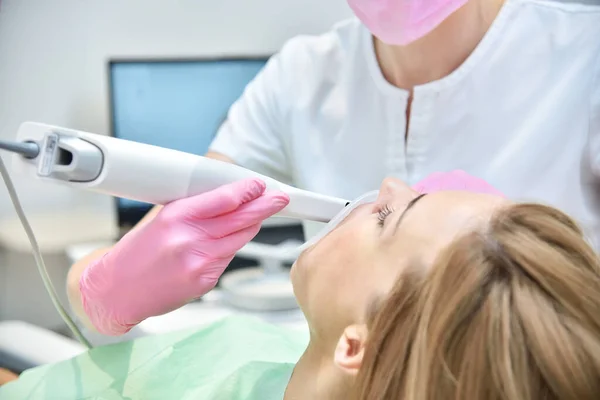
[289,176,600,399]
[1,173,599,399]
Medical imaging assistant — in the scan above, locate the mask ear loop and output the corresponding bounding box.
[286,190,380,258]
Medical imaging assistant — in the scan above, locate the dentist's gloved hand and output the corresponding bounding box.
[412,170,505,196]
[80,179,290,336]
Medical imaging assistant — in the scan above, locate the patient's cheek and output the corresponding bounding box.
[293,227,345,290]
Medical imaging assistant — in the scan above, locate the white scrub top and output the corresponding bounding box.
[210,0,600,247]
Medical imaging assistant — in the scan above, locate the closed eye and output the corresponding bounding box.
[377,204,394,227]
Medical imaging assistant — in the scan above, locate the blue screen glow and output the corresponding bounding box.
[110,58,268,210]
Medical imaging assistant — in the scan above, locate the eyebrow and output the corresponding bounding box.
[392,194,427,235]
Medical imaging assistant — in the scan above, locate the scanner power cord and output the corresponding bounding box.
[0,154,92,349]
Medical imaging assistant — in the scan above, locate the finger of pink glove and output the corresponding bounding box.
[194,223,263,260]
[198,191,290,238]
[168,178,267,219]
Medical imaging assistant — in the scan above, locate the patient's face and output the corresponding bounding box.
[291,177,507,341]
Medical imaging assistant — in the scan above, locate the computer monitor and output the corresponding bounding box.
[108,57,269,227]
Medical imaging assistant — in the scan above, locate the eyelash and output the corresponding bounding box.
[377,204,394,227]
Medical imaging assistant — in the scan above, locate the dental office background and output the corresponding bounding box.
[0,0,352,332]
[0,0,597,332]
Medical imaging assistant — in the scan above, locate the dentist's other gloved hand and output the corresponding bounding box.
[80,179,289,336]
[412,170,505,196]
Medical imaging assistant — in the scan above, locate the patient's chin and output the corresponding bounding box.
[289,260,308,308]
[290,251,314,292]
[293,247,311,272]
[290,258,304,285]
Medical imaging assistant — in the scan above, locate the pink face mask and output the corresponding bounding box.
[412,170,505,197]
[347,0,468,45]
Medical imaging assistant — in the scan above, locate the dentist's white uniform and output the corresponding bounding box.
[210,0,600,247]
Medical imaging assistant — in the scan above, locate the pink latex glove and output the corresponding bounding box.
[412,170,505,196]
[80,178,289,336]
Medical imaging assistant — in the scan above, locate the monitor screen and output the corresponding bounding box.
[109,57,269,226]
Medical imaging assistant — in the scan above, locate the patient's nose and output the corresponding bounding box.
[377,177,417,205]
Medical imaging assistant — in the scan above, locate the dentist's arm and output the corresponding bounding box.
[68,28,303,333]
[65,153,281,335]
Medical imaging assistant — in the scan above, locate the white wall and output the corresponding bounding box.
[0,0,352,226]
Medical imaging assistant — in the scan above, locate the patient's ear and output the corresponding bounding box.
[333,324,368,376]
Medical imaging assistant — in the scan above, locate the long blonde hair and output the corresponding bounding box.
[355,203,600,399]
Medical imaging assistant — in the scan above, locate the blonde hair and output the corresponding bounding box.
[355,203,600,400]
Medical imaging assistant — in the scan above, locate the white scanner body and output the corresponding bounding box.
[12,122,349,223]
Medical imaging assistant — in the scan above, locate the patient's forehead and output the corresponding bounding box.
[382,191,507,263]
[404,191,507,225]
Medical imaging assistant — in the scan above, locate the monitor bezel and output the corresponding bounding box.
[106,55,272,228]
